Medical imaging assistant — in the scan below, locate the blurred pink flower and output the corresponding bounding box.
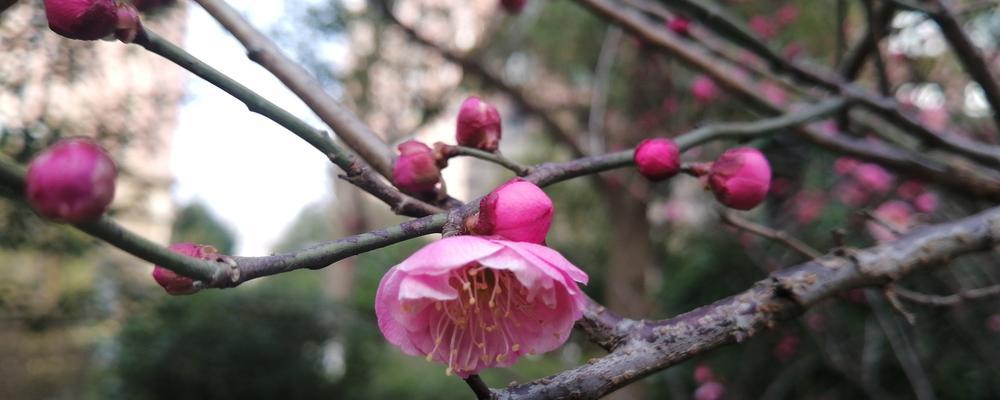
[472,179,553,244]
[792,191,826,224]
[897,180,926,200]
[708,147,772,210]
[776,4,800,26]
[835,181,869,207]
[375,236,588,377]
[694,381,726,400]
[867,200,914,242]
[833,157,859,175]
[853,163,893,195]
[987,314,1000,333]
[774,334,800,362]
[760,81,788,106]
[749,15,776,39]
[692,75,720,104]
[913,192,938,213]
[919,106,950,131]
[694,363,716,385]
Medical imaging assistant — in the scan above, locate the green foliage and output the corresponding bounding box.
[105,275,339,400]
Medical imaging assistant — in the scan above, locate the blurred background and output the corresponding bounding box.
[1,0,999,398]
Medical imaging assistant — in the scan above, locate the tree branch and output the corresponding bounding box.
[493,205,1000,399]
[925,0,1000,130]
[891,284,1000,306]
[720,212,823,259]
[607,0,1000,168]
[131,29,443,217]
[191,0,396,177]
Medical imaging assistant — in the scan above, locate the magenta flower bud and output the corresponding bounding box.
[456,96,502,152]
[667,17,691,36]
[500,0,527,14]
[392,140,441,195]
[707,147,772,210]
[43,0,119,41]
[25,138,117,223]
[375,236,588,377]
[151,243,219,295]
[633,138,681,181]
[691,75,720,105]
[113,3,141,43]
[693,364,716,385]
[472,178,553,244]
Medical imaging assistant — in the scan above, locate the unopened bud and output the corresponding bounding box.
[44,0,119,41]
[707,147,771,210]
[634,138,681,181]
[471,179,552,244]
[392,140,441,195]
[26,138,117,223]
[152,243,219,295]
[456,96,502,152]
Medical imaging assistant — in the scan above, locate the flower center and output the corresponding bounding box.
[424,264,535,376]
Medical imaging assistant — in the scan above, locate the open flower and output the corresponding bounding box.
[375,236,588,377]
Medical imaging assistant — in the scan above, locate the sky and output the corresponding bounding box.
[171,1,333,256]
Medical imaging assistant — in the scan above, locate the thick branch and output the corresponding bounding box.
[132,29,443,217]
[494,206,1000,399]
[192,0,395,177]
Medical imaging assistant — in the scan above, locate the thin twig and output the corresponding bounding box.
[866,290,939,400]
[131,29,444,217]
[464,375,494,400]
[891,284,1000,306]
[192,0,395,177]
[925,0,1000,130]
[588,26,623,155]
[720,212,824,259]
[437,144,532,176]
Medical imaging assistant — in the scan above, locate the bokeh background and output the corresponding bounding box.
[2,0,999,399]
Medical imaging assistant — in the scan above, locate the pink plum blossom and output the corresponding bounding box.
[471,179,553,244]
[867,200,914,242]
[152,243,220,295]
[392,140,441,195]
[692,75,720,104]
[375,236,588,377]
[708,147,772,210]
[773,334,800,362]
[634,138,681,181]
[26,137,117,223]
[456,96,502,152]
